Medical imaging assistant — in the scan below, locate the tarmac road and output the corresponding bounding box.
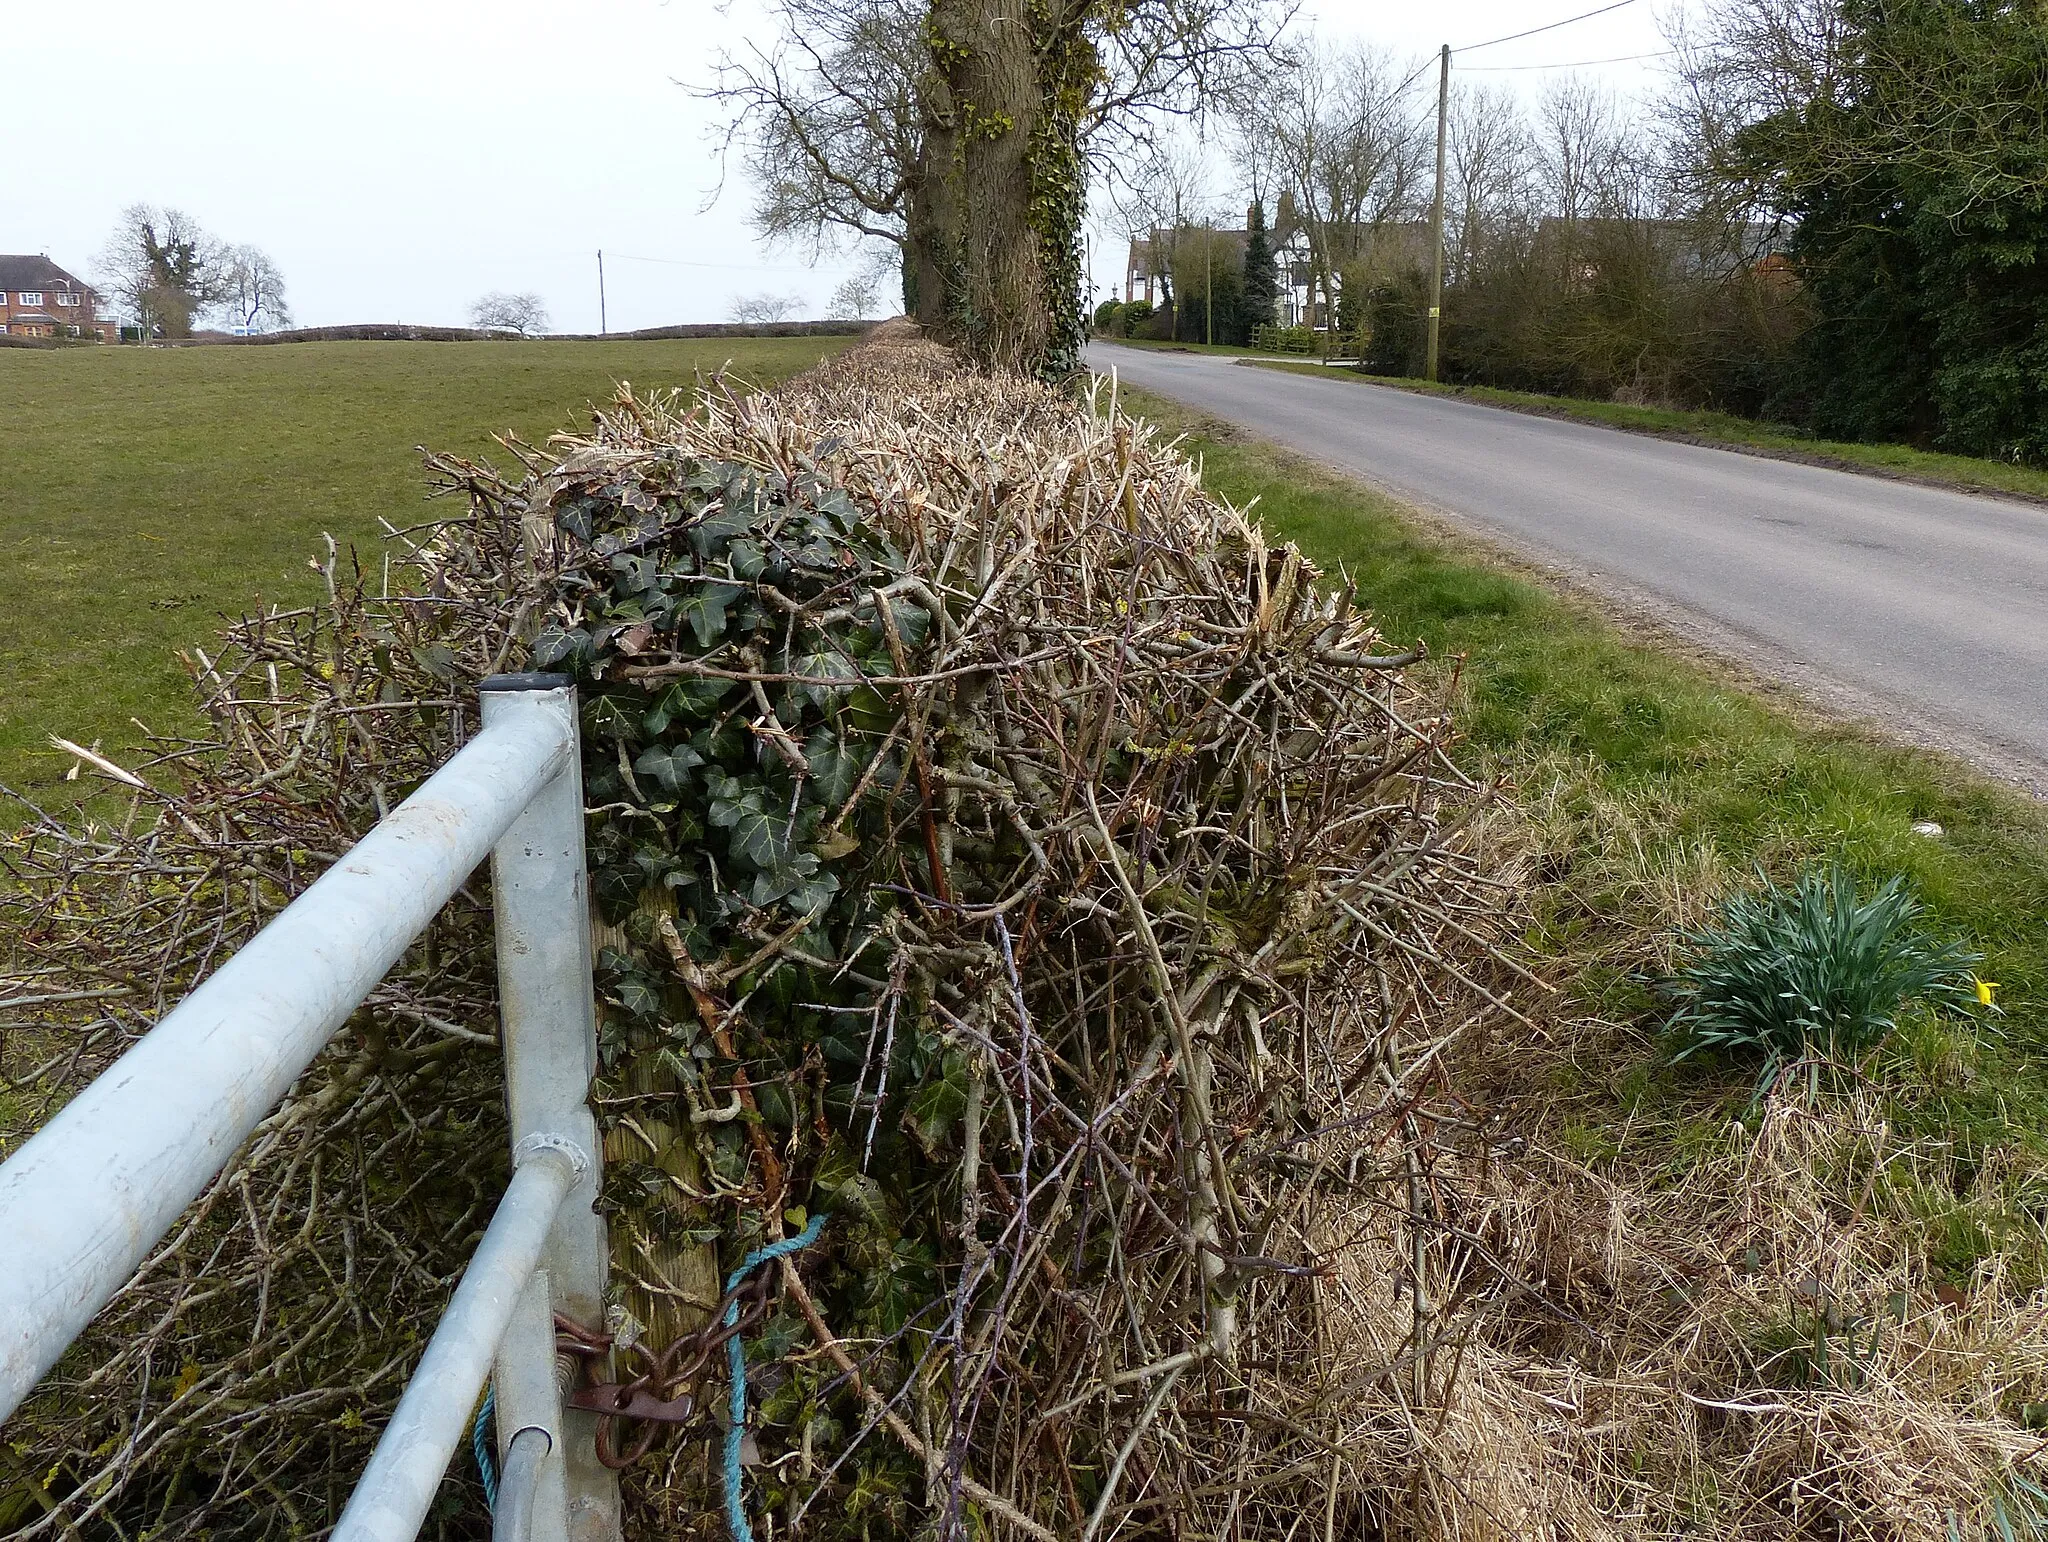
[1089,342,2048,787]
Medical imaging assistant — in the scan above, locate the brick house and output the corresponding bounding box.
[0,255,117,340]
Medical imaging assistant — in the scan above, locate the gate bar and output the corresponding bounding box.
[0,706,574,1422]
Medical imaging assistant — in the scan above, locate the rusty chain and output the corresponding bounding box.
[556,1265,780,1469]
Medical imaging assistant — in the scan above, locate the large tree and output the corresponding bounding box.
[713,0,1286,377]
[217,245,292,333]
[1240,197,1279,332]
[97,206,226,338]
[1678,0,2048,458]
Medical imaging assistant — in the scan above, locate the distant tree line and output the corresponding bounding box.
[1112,0,2047,462]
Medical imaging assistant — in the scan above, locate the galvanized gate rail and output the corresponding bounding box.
[0,674,618,1542]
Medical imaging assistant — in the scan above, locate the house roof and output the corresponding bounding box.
[0,255,93,294]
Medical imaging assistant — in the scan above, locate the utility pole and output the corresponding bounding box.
[1426,44,1449,382]
[597,250,608,336]
[1205,221,1214,347]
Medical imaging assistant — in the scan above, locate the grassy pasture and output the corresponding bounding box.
[0,337,846,817]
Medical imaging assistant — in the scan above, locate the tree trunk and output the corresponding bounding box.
[909,0,1090,378]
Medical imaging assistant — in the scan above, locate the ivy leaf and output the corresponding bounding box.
[804,728,867,807]
[887,599,932,650]
[728,537,768,580]
[688,503,755,560]
[584,694,642,744]
[613,976,664,1020]
[645,676,735,734]
[529,625,584,670]
[633,742,703,793]
[676,581,743,648]
[726,799,794,871]
[784,641,860,708]
[905,1060,969,1157]
[611,552,660,594]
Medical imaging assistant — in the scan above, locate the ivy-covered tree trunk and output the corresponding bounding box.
[909,0,1092,378]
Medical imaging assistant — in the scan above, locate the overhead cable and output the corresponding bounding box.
[1454,0,1643,54]
[1459,48,1677,71]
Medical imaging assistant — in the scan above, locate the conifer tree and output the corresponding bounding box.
[1240,199,1280,339]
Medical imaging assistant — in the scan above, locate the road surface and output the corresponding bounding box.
[1089,343,2048,787]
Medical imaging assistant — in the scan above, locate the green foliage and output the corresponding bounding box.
[1737,0,2048,459]
[1667,864,1979,1080]
[1168,228,1246,346]
[1362,274,1428,377]
[1251,323,1315,355]
[1240,199,1280,332]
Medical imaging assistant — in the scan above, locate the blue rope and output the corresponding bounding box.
[472,1383,498,1511]
[722,1213,830,1542]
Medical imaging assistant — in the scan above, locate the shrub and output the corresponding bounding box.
[1667,863,1978,1084]
[1093,297,1123,332]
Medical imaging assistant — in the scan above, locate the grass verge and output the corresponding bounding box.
[1245,361,2048,504]
[1129,383,2048,1177]
[0,337,846,819]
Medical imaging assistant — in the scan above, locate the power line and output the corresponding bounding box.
[1454,0,1643,55]
[603,251,826,274]
[1459,48,1676,71]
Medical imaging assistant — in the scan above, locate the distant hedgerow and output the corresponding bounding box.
[1667,863,1980,1085]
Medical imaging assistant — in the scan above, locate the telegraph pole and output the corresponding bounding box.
[597,250,608,336]
[1205,221,1214,347]
[1426,44,1450,382]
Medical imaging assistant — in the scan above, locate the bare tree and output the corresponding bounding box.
[826,275,877,321]
[711,0,923,258]
[708,0,1291,376]
[1447,82,1536,283]
[469,292,550,336]
[1663,0,1845,221]
[96,206,226,338]
[1114,132,1226,317]
[1246,41,1430,332]
[730,292,806,323]
[216,245,292,333]
[827,249,895,319]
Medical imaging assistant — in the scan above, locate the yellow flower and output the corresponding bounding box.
[1976,978,2000,1007]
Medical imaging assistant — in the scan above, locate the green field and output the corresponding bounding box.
[0,338,845,818]
[1129,386,2048,1173]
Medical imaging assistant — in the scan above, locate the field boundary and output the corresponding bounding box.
[153,320,876,347]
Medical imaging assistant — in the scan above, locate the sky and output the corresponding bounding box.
[0,0,1685,333]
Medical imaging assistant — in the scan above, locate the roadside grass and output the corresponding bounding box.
[0,337,845,821]
[1127,385,2048,1190]
[1245,361,2048,504]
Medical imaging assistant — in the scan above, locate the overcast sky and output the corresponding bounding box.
[1,0,1683,333]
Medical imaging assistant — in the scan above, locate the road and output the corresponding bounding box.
[1089,342,2048,785]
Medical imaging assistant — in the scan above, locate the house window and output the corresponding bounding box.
[18,291,43,308]
[0,294,8,305]
[56,292,79,307]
